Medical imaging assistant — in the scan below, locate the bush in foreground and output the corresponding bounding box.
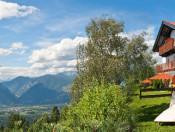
[67,81,137,131]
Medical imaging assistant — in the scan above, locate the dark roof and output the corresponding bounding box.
[153,20,175,52]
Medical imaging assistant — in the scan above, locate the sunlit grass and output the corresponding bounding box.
[131,90,175,131]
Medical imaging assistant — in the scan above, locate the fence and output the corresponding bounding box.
[139,87,174,99]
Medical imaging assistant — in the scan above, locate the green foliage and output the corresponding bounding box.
[166,79,170,85]
[71,15,127,103]
[152,80,156,89]
[60,104,69,121]
[0,125,3,132]
[68,81,136,131]
[71,15,156,103]
[159,79,164,89]
[28,122,71,132]
[152,79,164,89]
[40,113,49,123]
[49,106,60,123]
[147,69,150,79]
[139,70,144,82]
[5,113,29,132]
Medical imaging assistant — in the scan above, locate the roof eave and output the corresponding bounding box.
[152,20,175,52]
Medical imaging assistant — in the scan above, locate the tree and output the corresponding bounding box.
[71,15,128,103]
[41,113,49,123]
[147,69,150,79]
[5,113,29,132]
[0,125,3,132]
[60,104,69,121]
[50,106,60,123]
[71,15,156,103]
[139,69,143,82]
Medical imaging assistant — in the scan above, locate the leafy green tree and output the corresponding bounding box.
[71,15,127,103]
[71,15,156,103]
[139,69,143,82]
[147,69,150,79]
[50,106,60,123]
[60,104,69,121]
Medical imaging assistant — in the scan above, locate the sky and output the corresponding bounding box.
[0,0,174,80]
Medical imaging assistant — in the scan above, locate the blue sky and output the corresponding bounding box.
[0,0,174,80]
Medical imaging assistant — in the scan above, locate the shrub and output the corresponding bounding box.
[159,79,164,89]
[67,81,137,131]
[166,79,170,85]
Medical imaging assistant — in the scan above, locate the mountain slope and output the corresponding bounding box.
[2,72,76,97]
[17,83,70,105]
[0,83,16,105]
[1,72,76,105]
[2,76,33,96]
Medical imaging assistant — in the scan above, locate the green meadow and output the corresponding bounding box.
[132,91,175,131]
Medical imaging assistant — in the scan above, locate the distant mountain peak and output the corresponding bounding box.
[0,72,76,105]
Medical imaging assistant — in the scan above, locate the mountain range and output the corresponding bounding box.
[0,71,76,105]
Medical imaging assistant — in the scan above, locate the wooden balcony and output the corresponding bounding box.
[159,38,175,57]
[156,60,175,73]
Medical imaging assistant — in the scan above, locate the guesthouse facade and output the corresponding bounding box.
[153,20,175,76]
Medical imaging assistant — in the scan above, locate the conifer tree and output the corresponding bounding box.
[60,104,69,121]
[41,113,49,123]
[6,113,29,132]
[50,106,60,123]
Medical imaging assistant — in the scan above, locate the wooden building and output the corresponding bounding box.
[153,20,175,80]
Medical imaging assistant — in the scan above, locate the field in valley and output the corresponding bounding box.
[0,104,64,126]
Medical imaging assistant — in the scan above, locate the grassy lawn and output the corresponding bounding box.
[131,91,175,132]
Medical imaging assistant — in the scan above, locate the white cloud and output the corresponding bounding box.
[0,67,75,80]
[0,48,12,56]
[11,42,28,50]
[0,42,28,56]
[29,37,88,70]
[35,41,55,48]
[0,1,37,20]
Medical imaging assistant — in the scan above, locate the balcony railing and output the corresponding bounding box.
[159,38,175,56]
[156,60,175,73]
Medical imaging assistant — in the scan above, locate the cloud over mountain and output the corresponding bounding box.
[29,37,88,70]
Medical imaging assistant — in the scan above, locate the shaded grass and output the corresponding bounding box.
[131,91,175,131]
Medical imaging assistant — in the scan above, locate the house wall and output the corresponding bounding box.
[170,30,175,38]
[166,54,175,62]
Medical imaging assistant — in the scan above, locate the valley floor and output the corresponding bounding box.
[0,104,64,126]
[131,91,175,132]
